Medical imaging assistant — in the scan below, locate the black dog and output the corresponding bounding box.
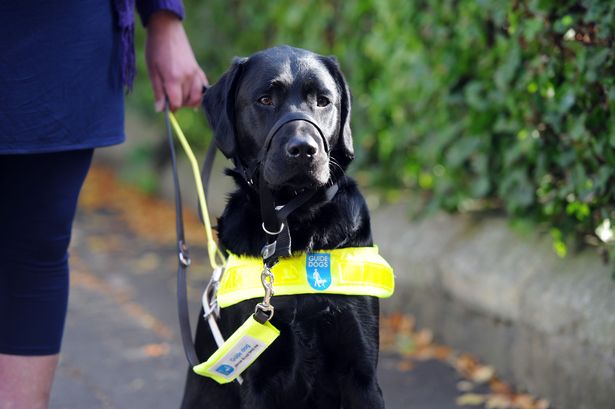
[180,46,384,409]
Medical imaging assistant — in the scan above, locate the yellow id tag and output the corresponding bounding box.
[192,315,279,384]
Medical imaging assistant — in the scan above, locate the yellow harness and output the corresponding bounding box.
[218,246,395,308]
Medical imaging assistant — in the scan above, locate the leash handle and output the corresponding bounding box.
[166,108,226,269]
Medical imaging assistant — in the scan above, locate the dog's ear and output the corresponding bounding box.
[202,57,248,159]
[320,56,354,169]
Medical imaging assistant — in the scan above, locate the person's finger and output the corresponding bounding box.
[187,71,204,107]
[151,70,165,112]
[200,69,209,88]
[180,74,192,108]
[166,81,183,112]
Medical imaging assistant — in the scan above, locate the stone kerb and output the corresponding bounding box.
[373,204,615,409]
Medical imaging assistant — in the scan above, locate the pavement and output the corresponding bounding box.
[48,165,522,409]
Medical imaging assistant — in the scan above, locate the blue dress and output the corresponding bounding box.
[0,0,125,154]
[0,0,186,356]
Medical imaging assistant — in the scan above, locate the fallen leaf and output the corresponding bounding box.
[513,394,535,409]
[413,346,436,360]
[471,365,495,384]
[456,354,479,377]
[385,312,403,328]
[457,380,475,392]
[142,343,170,357]
[486,394,512,409]
[396,359,414,372]
[432,345,452,360]
[377,314,550,409]
[414,328,433,348]
[535,399,551,409]
[398,314,416,333]
[136,252,162,272]
[457,393,487,406]
[490,379,512,395]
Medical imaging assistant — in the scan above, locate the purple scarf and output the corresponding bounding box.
[114,0,136,91]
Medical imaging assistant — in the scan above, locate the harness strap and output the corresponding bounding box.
[257,111,330,165]
[218,247,395,308]
[258,171,318,267]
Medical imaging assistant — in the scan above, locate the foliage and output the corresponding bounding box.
[128,0,615,269]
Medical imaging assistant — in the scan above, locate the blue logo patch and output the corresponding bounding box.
[306,253,331,291]
[215,364,235,376]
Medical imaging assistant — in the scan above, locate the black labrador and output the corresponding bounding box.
[180,45,384,409]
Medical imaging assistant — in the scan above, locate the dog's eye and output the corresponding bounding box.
[258,96,274,106]
[316,96,330,107]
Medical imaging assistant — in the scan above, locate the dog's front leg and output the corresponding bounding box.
[339,375,385,409]
[337,296,385,409]
[180,370,240,409]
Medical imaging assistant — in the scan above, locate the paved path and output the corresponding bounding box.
[49,174,489,409]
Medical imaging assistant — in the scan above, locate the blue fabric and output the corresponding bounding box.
[0,0,125,154]
[135,0,185,26]
[0,149,94,355]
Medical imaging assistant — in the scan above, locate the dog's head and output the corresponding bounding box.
[203,46,353,191]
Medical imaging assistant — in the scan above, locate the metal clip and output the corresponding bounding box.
[178,240,191,267]
[253,265,276,323]
[254,302,274,323]
[260,266,275,304]
[202,267,223,320]
[261,242,277,259]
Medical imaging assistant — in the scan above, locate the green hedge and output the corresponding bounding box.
[129,0,615,270]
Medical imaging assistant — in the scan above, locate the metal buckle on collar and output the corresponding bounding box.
[262,222,284,236]
[261,241,277,259]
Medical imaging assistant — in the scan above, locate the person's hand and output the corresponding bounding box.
[145,11,208,112]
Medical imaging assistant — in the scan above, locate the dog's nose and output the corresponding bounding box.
[286,135,318,160]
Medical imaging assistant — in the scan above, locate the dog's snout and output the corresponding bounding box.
[286,135,318,160]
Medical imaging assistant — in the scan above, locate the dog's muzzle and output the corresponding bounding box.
[259,111,329,161]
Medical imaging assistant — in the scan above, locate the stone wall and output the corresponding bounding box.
[373,206,615,409]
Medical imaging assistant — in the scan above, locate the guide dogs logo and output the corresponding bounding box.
[215,364,234,376]
[306,253,331,290]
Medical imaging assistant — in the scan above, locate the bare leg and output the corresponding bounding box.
[0,354,59,409]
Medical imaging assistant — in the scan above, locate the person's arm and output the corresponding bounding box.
[136,1,208,111]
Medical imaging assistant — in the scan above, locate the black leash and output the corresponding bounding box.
[164,102,201,368]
